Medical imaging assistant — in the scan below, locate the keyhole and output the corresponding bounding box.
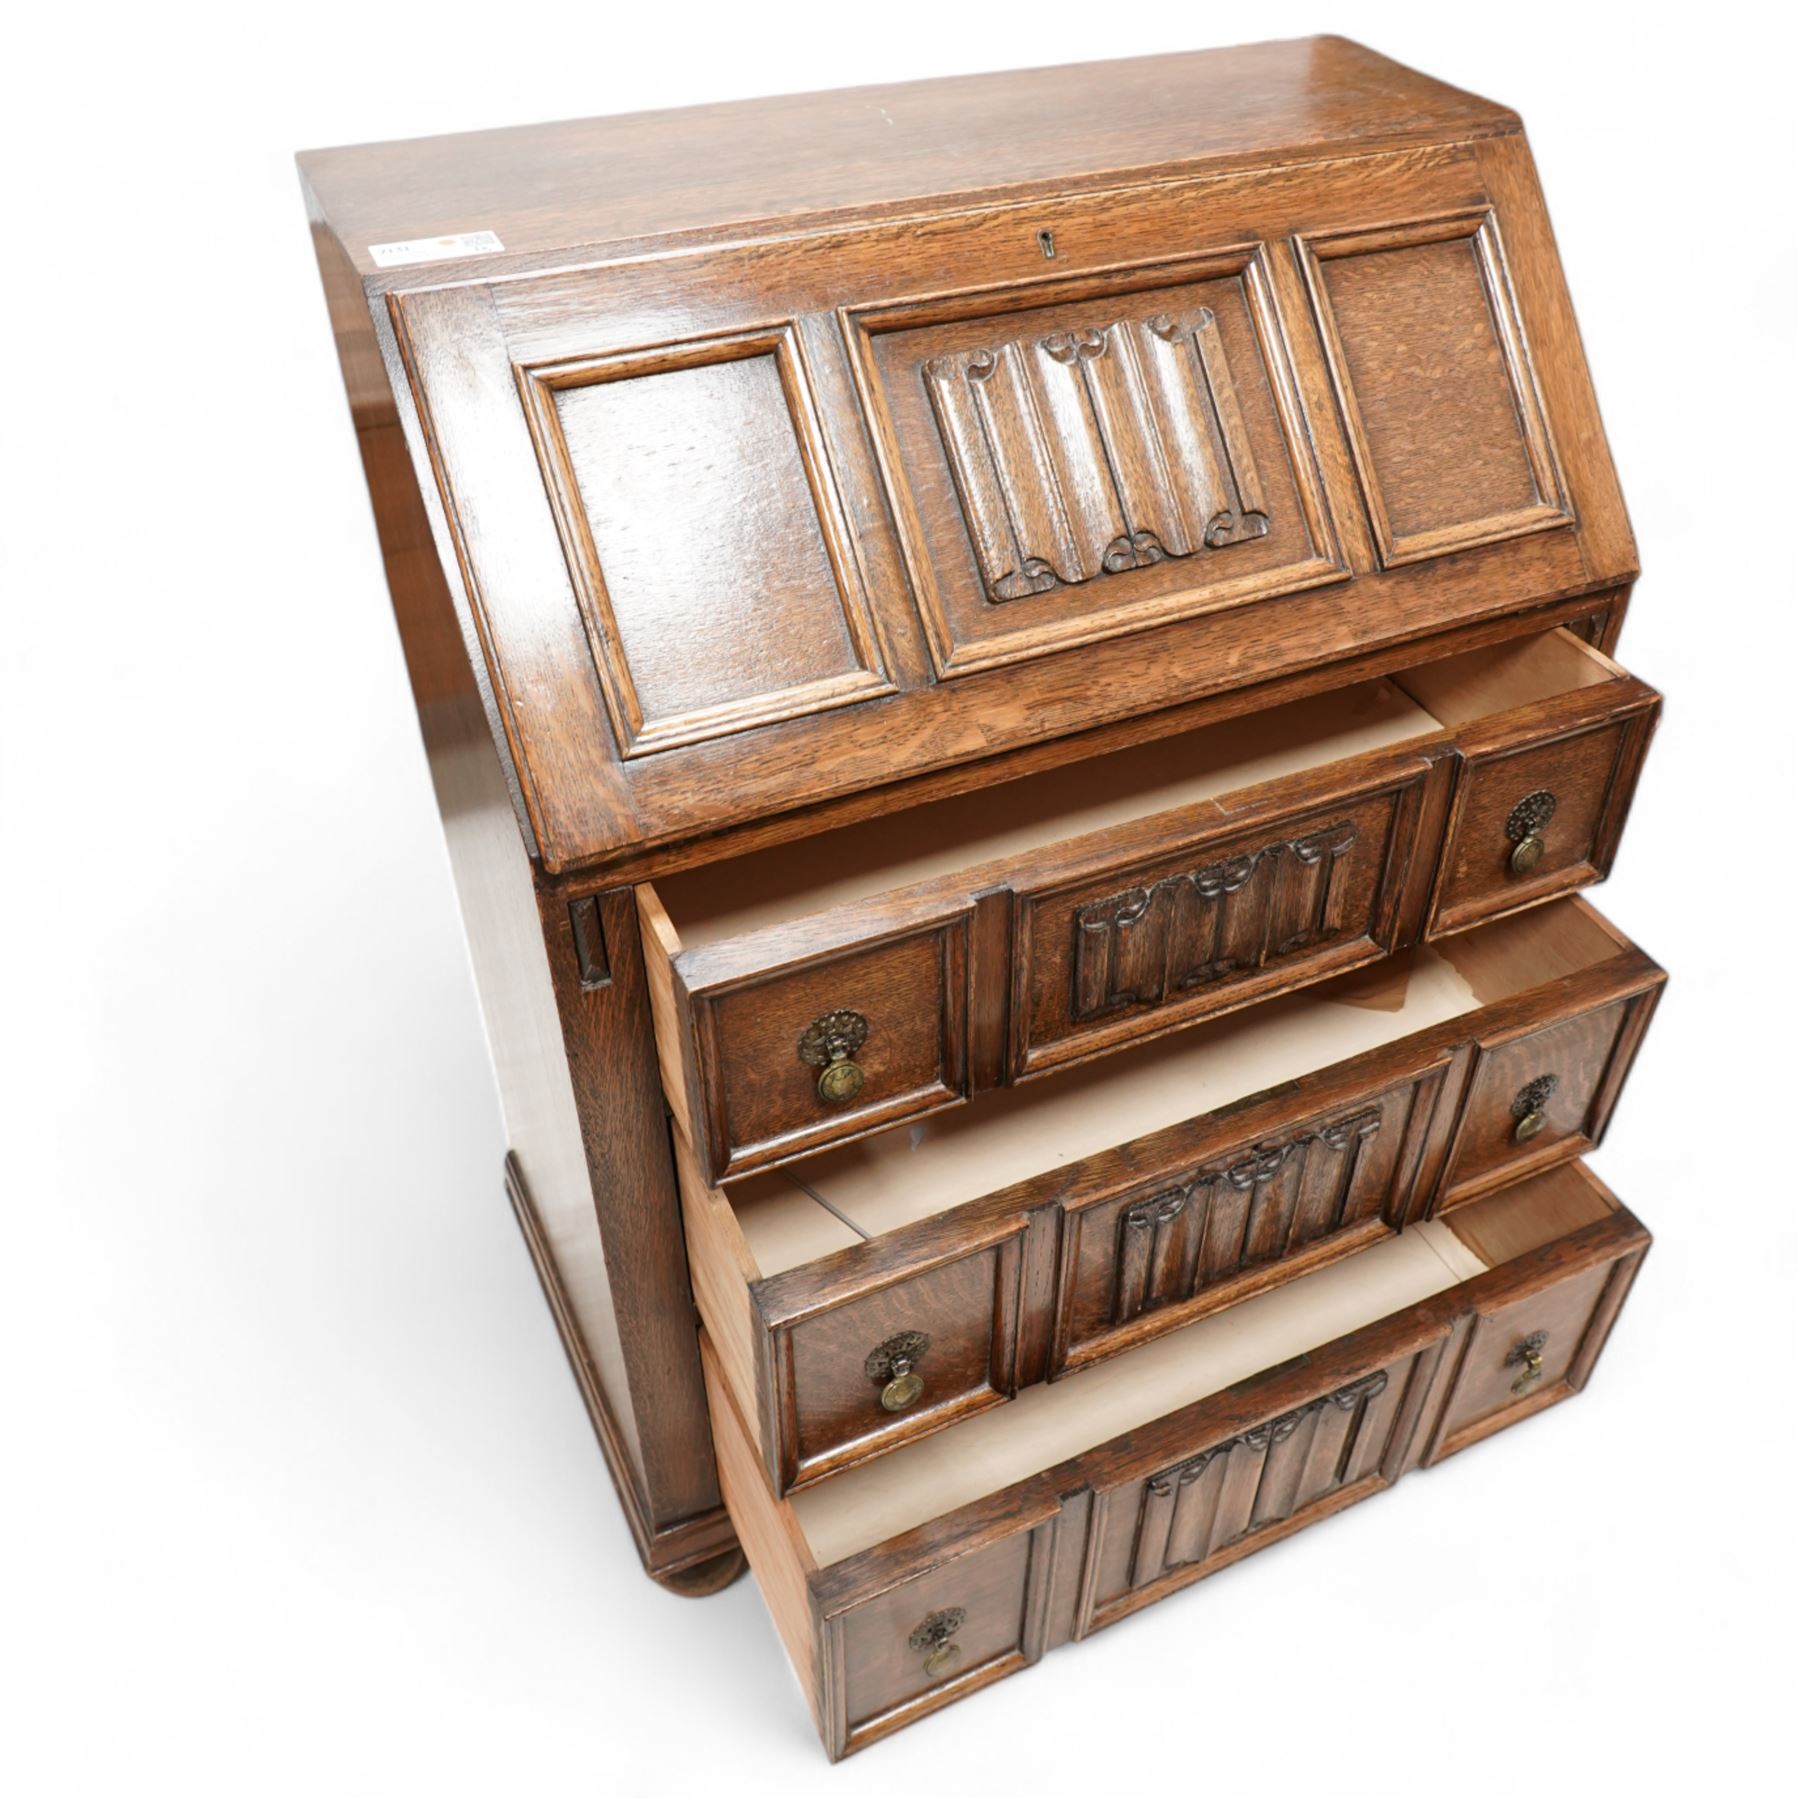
[1037,229,1056,259]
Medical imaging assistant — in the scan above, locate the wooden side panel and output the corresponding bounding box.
[701,1338,824,1731]
[303,201,733,1590]
[674,1133,765,1449]
[535,887,735,1555]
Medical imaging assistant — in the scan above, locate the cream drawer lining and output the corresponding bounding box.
[659,678,1433,947]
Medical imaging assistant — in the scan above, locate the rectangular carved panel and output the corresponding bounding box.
[1072,819,1359,1023]
[1125,1367,1405,1590]
[1297,211,1571,568]
[1109,1106,1385,1328]
[517,325,893,757]
[1014,777,1425,1077]
[1047,1065,1445,1376]
[846,250,1346,678]
[922,308,1268,603]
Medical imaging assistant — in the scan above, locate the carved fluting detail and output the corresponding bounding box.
[924,306,1271,604]
[1110,1107,1385,1326]
[1073,820,1360,1023]
[1129,1369,1395,1589]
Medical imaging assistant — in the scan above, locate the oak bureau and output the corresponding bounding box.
[299,37,1663,1759]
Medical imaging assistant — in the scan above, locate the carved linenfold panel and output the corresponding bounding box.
[1072,820,1360,1022]
[1111,1108,1385,1326]
[924,307,1270,605]
[1128,1367,1401,1590]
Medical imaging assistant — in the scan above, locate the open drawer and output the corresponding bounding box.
[639,627,1658,1182]
[683,897,1661,1494]
[707,1158,1650,1759]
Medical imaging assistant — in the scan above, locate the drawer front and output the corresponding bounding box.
[709,922,1660,1493]
[1052,1066,1447,1375]
[769,1224,1030,1492]
[1439,986,1659,1203]
[1430,708,1656,935]
[689,918,973,1179]
[1424,1223,1649,1463]
[1014,774,1426,1077]
[822,1516,1055,1760]
[715,1173,1651,1757]
[1077,1339,1439,1636]
[649,658,1658,1184]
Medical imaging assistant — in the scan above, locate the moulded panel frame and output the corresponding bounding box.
[1434,976,1664,1209]
[1294,207,1574,568]
[683,909,978,1181]
[514,321,897,757]
[1046,1052,1456,1379]
[1006,755,1436,1080]
[1069,1327,1452,1638]
[1421,686,1661,939]
[841,241,1350,679]
[759,1211,1035,1494]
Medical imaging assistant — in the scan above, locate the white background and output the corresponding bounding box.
[4,3,1795,1794]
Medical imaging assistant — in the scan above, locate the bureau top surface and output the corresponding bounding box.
[299,38,1512,271]
[303,38,1632,878]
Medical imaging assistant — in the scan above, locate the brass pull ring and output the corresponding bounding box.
[909,1607,966,1679]
[1510,1073,1560,1143]
[1505,789,1558,876]
[1506,1330,1549,1395]
[866,1330,929,1413]
[798,1009,869,1106]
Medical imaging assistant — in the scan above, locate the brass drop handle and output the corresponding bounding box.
[1511,1073,1560,1143]
[798,1009,869,1105]
[909,1607,966,1679]
[1506,1330,1549,1395]
[1505,789,1557,876]
[866,1330,929,1413]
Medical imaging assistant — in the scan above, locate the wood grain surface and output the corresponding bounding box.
[704,1158,1648,1756]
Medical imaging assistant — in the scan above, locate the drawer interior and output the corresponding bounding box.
[777,1161,1616,1568]
[724,898,1628,1275]
[649,627,1621,951]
